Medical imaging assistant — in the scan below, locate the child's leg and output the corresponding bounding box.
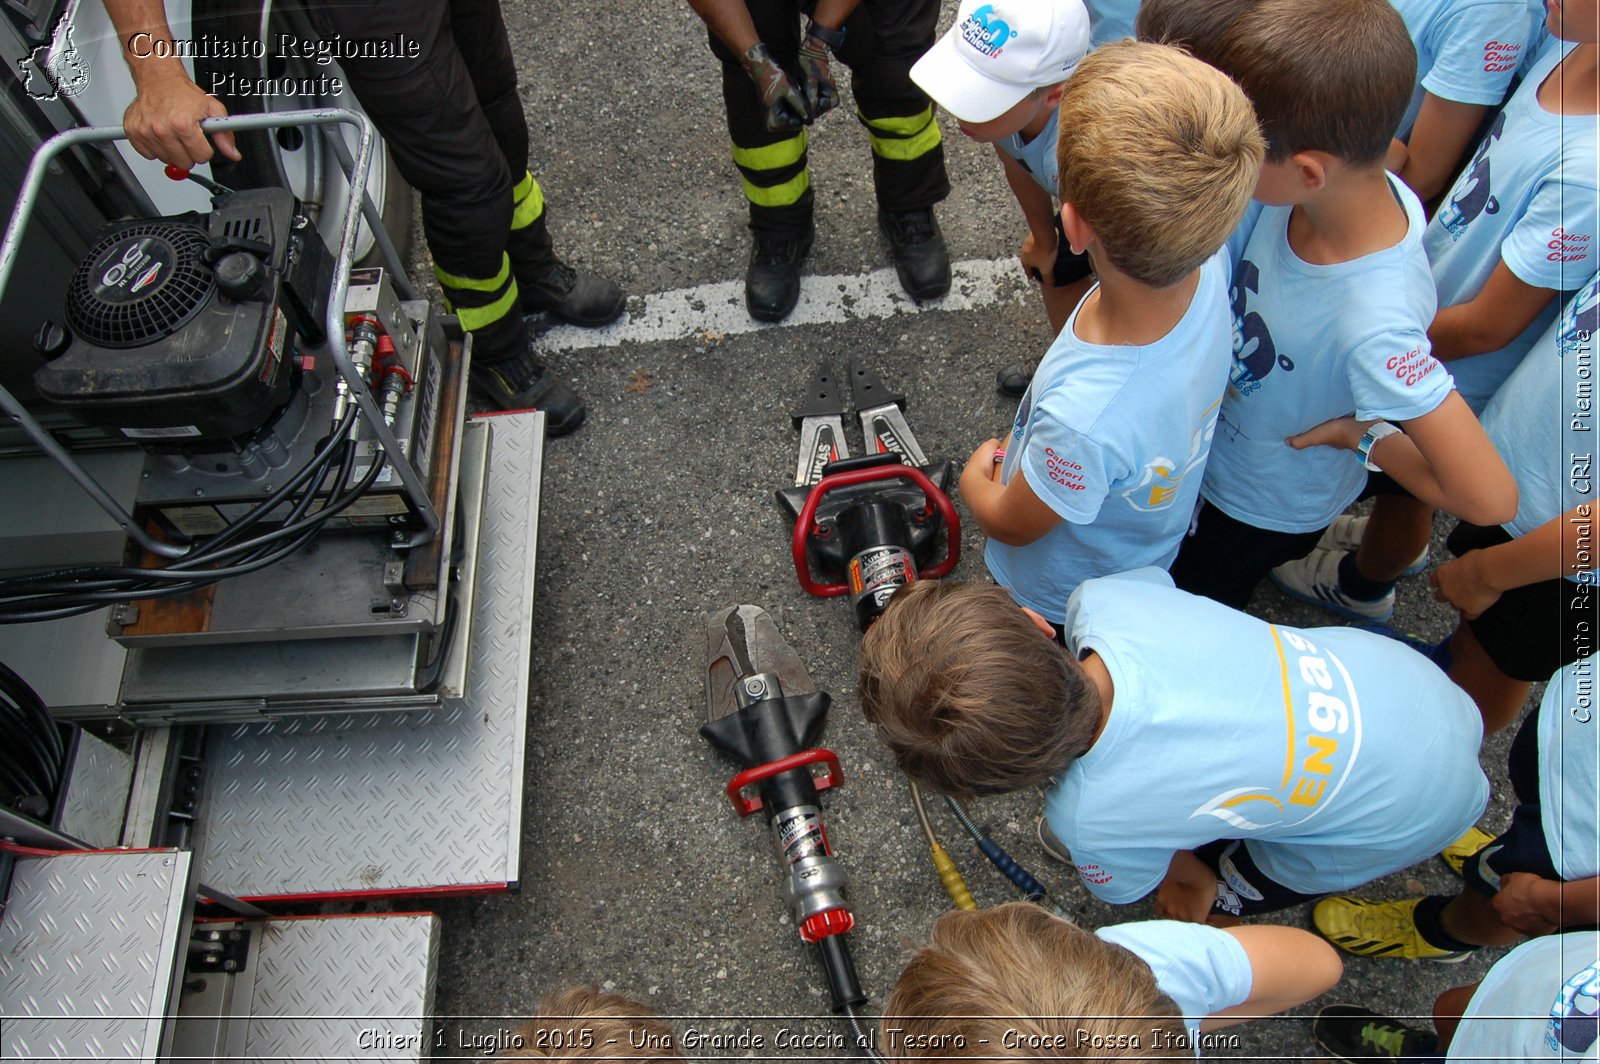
[1436,886,1527,947]
[1446,621,1532,734]
[1170,503,1324,609]
[1353,494,1434,584]
[1202,926,1343,1031]
[1431,983,1482,1053]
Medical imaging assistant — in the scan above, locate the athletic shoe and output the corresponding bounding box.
[996,359,1037,398]
[1312,1004,1439,1061]
[745,230,813,322]
[879,208,951,302]
[1035,817,1071,864]
[1316,515,1429,578]
[469,350,586,436]
[1440,826,1496,878]
[1312,896,1470,962]
[1269,547,1395,622]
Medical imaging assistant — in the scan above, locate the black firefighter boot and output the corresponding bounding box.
[514,211,627,327]
[468,314,586,437]
[745,228,814,323]
[878,207,950,302]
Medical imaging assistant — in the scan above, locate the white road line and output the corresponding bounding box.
[531,256,1034,353]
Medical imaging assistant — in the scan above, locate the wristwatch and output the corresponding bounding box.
[806,19,847,49]
[1356,421,1401,471]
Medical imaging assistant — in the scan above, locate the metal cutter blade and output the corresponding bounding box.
[705,605,816,724]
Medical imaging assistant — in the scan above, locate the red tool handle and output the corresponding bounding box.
[726,748,843,817]
[790,464,960,596]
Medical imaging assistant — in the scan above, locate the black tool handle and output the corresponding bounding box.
[819,934,867,1012]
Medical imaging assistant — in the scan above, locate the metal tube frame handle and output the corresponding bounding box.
[726,748,843,817]
[0,109,438,558]
[789,464,961,597]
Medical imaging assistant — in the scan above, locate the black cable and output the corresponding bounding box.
[0,431,386,624]
[0,661,62,763]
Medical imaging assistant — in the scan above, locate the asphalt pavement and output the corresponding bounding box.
[414,4,1529,1059]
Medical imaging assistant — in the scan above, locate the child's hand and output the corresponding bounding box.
[1286,416,1375,453]
[1493,872,1562,936]
[962,438,1004,484]
[1430,551,1500,619]
[1020,231,1059,287]
[1154,851,1218,923]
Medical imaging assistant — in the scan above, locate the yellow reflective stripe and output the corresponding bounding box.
[741,168,810,207]
[453,280,521,332]
[510,173,544,230]
[731,131,807,172]
[860,107,934,136]
[433,253,511,293]
[867,115,942,161]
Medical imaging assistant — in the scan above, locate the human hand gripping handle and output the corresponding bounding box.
[107,0,239,171]
[740,42,809,132]
[797,21,841,121]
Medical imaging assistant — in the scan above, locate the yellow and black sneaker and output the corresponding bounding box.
[1312,896,1470,962]
[1313,1005,1439,1061]
[1440,826,1496,878]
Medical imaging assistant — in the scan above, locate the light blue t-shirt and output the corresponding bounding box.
[996,108,1059,198]
[1446,932,1600,1061]
[1096,921,1253,1057]
[1540,654,1599,882]
[1087,0,1139,47]
[1427,41,1600,411]
[1481,273,1600,570]
[1202,174,1453,533]
[1390,0,1532,137]
[1045,568,1489,902]
[985,252,1233,617]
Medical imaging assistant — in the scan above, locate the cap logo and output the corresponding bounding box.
[960,4,1018,58]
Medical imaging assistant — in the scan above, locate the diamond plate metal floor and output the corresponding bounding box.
[0,849,191,1062]
[192,412,540,900]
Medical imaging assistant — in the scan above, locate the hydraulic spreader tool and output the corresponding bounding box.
[777,359,959,630]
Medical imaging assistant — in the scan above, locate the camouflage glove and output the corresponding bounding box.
[797,22,841,120]
[740,42,808,132]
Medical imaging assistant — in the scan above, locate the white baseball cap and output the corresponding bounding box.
[911,0,1093,123]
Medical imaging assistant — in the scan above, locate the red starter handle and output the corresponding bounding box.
[790,464,960,597]
[726,748,843,817]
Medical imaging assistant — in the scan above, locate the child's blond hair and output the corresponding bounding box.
[883,902,1191,1059]
[499,987,684,1062]
[858,580,1099,798]
[1056,41,1263,288]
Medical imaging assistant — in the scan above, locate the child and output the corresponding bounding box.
[499,986,685,1062]
[1313,653,1598,962]
[1426,275,1598,731]
[958,42,1263,625]
[882,902,1341,1059]
[1389,0,1534,201]
[1312,931,1600,1060]
[1271,3,1598,621]
[1165,0,1516,611]
[910,0,1095,389]
[858,570,1489,921]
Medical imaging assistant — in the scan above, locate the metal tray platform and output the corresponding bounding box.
[189,411,541,900]
[0,849,191,1062]
[172,913,440,1063]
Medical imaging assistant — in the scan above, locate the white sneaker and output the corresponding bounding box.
[1270,547,1396,622]
[1316,515,1429,578]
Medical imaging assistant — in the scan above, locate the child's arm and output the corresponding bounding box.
[1153,850,1218,924]
[1492,873,1600,935]
[997,150,1062,283]
[1430,261,1560,361]
[1399,95,1493,202]
[959,438,1062,545]
[1201,926,1343,1031]
[1286,393,1518,527]
[1431,503,1595,617]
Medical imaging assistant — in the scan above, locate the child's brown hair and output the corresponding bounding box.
[1056,41,1263,289]
[882,902,1191,1059]
[499,987,684,1062]
[1135,0,1261,65]
[1213,0,1415,163]
[858,581,1099,798]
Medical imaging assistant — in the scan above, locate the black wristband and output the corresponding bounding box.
[806,20,846,49]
